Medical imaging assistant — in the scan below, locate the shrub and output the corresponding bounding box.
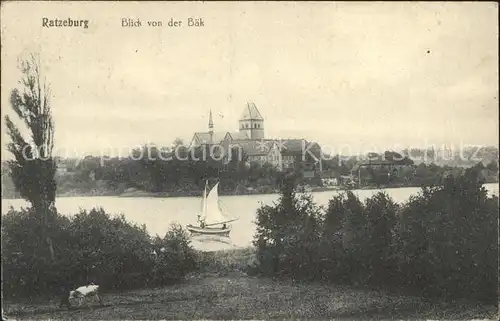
[319,191,398,285]
[253,167,498,303]
[2,208,196,300]
[67,208,155,291]
[318,194,345,281]
[339,191,368,280]
[253,174,323,280]
[2,207,71,299]
[363,192,398,283]
[395,167,498,301]
[151,223,197,285]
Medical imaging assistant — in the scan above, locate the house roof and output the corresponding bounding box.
[279,139,305,153]
[226,132,249,140]
[230,138,323,158]
[240,102,264,121]
[193,132,226,145]
[232,140,271,156]
[271,139,321,157]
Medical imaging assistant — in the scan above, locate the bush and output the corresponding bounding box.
[363,192,398,283]
[253,174,323,280]
[318,194,346,281]
[2,207,72,299]
[2,207,196,300]
[253,167,498,303]
[319,191,398,285]
[394,167,498,301]
[66,208,155,290]
[151,223,197,285]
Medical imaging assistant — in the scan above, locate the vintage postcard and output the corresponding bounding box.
[1,1,498,320]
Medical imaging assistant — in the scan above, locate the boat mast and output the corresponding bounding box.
[199,180,208,223]
[204,180,208,214]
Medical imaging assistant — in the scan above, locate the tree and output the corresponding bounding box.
[4,53,57,261]
[138,144,168,192]
[171,137,185,150]
[253,173,323,280]
[340,191,368,279]
[319,194,345,279]
[364,192,398,282]
[486,160,498,173]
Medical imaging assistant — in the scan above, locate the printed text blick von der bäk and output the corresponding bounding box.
[122,17,204,28]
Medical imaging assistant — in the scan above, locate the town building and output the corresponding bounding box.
[351,158,415,186]
[189,102,323,173]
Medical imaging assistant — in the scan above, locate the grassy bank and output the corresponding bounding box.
[3,248,497,320]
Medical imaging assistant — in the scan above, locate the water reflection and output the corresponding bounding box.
[190,234,239,252]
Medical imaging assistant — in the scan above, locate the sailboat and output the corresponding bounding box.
[186,181,238,237]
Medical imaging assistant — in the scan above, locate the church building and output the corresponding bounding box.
[189,102,322,173]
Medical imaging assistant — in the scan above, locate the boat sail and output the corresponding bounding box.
[203,183,238,227]
[188,181,238,236]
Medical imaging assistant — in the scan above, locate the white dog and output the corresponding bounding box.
[68,283,103,307]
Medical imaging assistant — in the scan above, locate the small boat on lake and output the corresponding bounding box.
[186,181,239,237]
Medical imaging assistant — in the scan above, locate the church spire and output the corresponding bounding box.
[208,109,214,133]
[208,109,214,144]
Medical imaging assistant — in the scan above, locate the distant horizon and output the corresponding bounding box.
[1,140,498,164]
[1,2,498,160]
[2,103,499,161]
[1,117,499,161]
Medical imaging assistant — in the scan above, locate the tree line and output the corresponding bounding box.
[53,144,288,196]
[3,145,497,199]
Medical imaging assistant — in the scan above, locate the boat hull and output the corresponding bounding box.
[186,224,231,237]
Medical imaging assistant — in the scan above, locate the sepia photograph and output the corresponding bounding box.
[1,1,499,320]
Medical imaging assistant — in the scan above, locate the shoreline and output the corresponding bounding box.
[2,181,498,200]
[114,184,427,198]
[0,185,423,200]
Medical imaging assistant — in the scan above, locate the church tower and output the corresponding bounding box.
[239,102,264,140]
[208,109,214,144]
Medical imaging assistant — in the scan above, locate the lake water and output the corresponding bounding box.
[2,184,498,251]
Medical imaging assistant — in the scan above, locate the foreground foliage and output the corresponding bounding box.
[254,167,499,303]
[2,208,197,299]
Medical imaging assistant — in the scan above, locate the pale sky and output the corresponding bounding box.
[1,2,498,159]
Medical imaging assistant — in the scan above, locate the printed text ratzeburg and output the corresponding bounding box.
[42,18,89,29]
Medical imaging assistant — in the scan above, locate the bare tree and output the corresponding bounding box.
[4,53,57,261]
